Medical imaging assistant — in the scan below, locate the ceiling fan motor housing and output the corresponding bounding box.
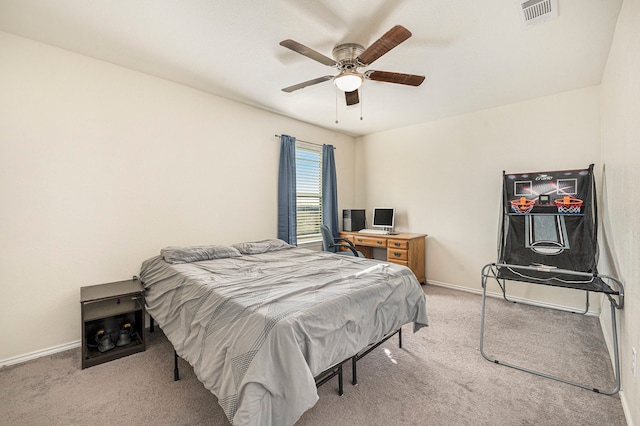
[332,43,364,70]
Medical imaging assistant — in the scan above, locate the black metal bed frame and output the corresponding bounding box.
[151,316,402,396]
[170,348,347,394]
[351,328,401,386]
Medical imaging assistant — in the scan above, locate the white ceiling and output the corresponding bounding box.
[0,0,623,137]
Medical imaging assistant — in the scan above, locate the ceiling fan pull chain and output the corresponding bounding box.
[335,87,339,124]
[360,86,363,121]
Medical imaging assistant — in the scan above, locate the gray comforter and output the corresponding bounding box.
[140,243,428,426]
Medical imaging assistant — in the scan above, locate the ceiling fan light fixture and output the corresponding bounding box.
[334,71,362,92]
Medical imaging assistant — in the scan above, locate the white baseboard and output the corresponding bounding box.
[0,340,81,368]
[619,390,634,426]
[2,323,158,368]
[426,279,600,316]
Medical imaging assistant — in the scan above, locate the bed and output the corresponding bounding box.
[140,239,429,426]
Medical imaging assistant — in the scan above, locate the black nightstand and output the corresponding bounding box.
[80,279,146,369]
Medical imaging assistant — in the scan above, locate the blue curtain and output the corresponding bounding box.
[277,135,297,245]
[322,144,339,238]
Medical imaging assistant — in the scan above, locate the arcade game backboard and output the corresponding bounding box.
[498,165,602,289]
[481,164,624,395]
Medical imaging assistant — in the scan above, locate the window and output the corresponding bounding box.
[295,142,323,244]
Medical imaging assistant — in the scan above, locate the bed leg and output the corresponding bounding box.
[174,350,180,381]
[351,356,358,386]
[149,315,155,333]
[338,364,344,396]
[398,328,402,349]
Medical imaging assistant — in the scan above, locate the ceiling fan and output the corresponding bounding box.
[280,25,425,106]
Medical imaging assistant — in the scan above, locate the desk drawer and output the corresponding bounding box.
[387,248,408,261]
[388,258,408,267]
[353,236,387,247]
[387,239,408,249]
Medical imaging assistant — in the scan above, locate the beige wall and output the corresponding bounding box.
[356,86,602,310]
[0,32,356,362]
[600,0,640,423]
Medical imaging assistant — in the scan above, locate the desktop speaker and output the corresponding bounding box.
[343,209,366,232]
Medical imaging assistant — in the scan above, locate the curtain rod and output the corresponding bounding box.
[274,134,336,149]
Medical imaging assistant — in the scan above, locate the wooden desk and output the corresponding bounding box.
[339,231,427,284]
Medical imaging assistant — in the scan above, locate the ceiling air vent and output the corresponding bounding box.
[518,0,558,28]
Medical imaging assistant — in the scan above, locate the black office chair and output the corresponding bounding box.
[321,225,364,257]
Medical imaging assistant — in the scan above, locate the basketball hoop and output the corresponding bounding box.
[554,196,583,214]
[510,197,535,214]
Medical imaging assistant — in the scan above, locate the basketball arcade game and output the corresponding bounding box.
[480,164,624,394]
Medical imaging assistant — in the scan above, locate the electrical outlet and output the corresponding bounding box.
[632,348,637,377]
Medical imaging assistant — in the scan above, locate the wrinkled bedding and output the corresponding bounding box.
[140,244,428,426]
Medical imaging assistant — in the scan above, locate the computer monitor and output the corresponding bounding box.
[372,208,395,230]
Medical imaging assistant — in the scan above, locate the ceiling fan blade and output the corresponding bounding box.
[279,39,338,67]
[282,75,334,93]
[345,90,359,106]
[364,70,425,86]
[356,25,412,66]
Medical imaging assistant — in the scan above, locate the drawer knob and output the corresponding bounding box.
[377,241,383,245]
[394,252,401,257]
[393,242,401,247]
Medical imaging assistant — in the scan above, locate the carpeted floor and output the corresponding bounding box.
[0,285,627,425]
